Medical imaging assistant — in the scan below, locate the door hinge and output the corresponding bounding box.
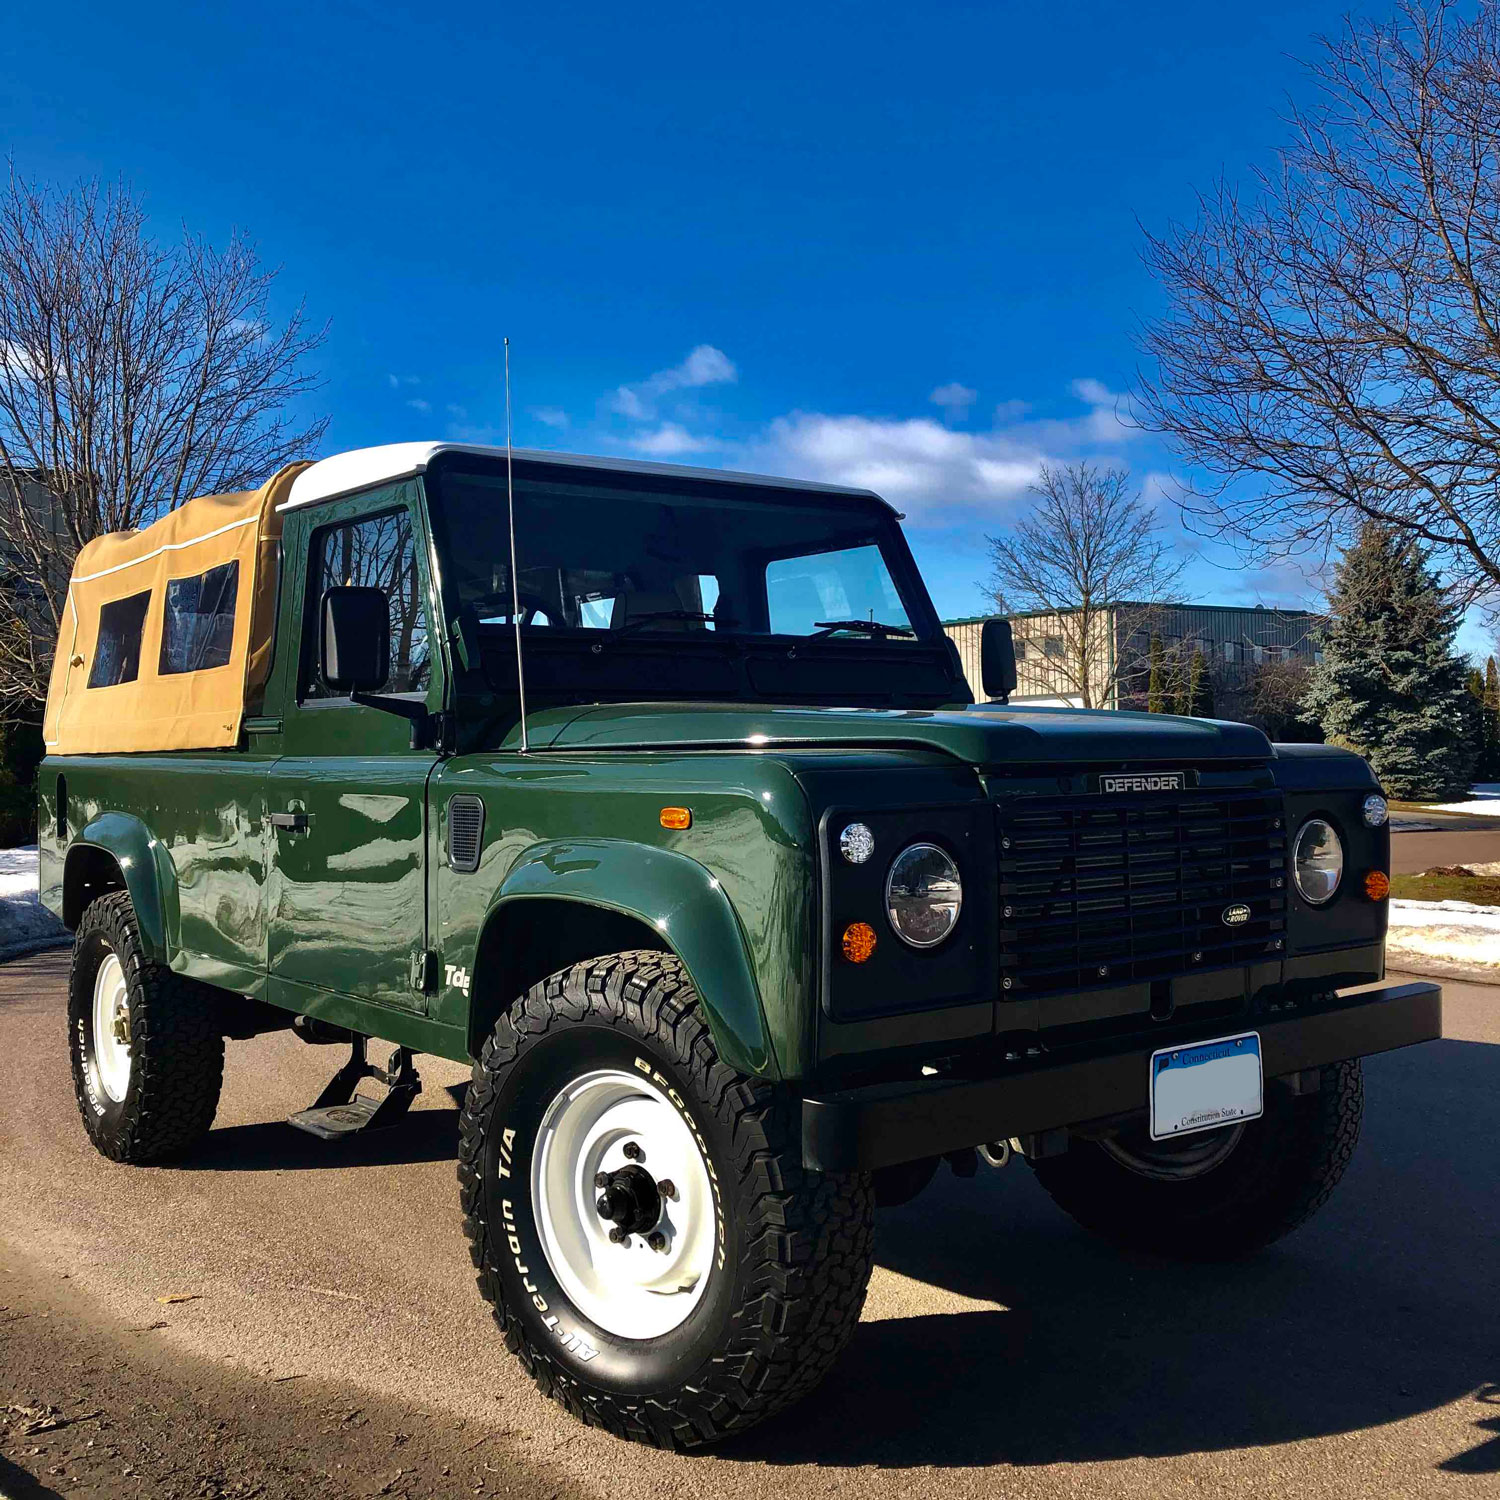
[411,949,439,995]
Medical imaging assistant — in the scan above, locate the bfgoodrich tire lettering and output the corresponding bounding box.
[457,950,875,1448]
[1030,1060,1364,1260]
[68,891,224,1163]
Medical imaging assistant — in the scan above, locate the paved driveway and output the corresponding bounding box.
[1,951,1495,1498]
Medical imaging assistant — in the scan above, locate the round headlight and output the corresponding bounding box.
[885,843,963,948]
[839,822,875,864]
[1362,794,1389,828]
[1292,818,1344,905]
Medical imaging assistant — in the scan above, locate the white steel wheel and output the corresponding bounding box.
[531,1067,717,1341]
[90,950,133,1103]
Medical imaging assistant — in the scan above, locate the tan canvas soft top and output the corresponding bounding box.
[42,462,311,755]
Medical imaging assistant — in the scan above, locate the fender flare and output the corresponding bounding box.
[64,812,180,965]
[488,838,778,1079]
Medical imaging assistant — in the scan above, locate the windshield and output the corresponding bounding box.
[425,457,960,711]
[431,464,928,641]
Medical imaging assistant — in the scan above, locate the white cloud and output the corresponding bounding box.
[0,341,39,379]
[387,374,421,389]
[929,382,977,417]
[406,398,431,414]
[446,403,469,420]
[629,422,711,456]
[753,413,1045,520]
[530,406,568,428]
[744,378,1151,527]
[1041,377,1139,444]
[609,344,737,419]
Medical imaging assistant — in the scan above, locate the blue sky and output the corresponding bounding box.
[2,0,1487,654]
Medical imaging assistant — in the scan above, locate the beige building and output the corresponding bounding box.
[945,602,1324,709]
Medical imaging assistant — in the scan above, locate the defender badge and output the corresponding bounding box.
[1099,772,1185,793]
[1222,903,1251,927]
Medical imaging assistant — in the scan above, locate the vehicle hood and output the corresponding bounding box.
[516,701,1273,765]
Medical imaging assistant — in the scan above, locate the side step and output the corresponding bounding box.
[288,1036,422,1140]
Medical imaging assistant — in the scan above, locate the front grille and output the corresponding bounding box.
[996,788,1286,995]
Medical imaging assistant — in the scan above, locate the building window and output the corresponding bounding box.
[88,591,151,688]
[1043,635,1065,659]
[304,508,430,699]
[159,560,239,675]
[1223,641,1239,664]
[1013,638,1030,661]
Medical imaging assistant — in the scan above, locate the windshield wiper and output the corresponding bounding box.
[611,610,738,636]
[810,619,916,639]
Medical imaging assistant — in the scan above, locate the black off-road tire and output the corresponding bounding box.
[457,950,875,1448]
[69,891,224,1163]
[1030,1061,1364,1261]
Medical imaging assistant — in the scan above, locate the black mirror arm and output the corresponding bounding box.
[350,691,445,751]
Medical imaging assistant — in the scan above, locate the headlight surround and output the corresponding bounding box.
[885,842,963,948]
[1292,818,1344,905]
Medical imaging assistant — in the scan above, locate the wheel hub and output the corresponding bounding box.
[90,950,132,1104]
[531,1068,717,1340]
[594,1163,663,1241]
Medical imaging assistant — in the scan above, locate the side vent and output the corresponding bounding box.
[447,794,485,873]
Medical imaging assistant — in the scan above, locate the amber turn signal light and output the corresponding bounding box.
[1364,869,1390,901]
[660,807,692,830]
[842,922,877,964]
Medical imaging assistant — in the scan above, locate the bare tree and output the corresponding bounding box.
[1139,1,1500,609]
[984,463,1187,708]
[0,169,328,711]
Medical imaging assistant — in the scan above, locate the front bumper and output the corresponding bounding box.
[800,980,1441,1172]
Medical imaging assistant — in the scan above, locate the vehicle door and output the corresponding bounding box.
[266,481,444,1013]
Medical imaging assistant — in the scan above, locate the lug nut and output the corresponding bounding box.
[594,1171,610,1189]
[623,1142,644,1162]
[646,1231,667,1252]
[609,1227,629,1244]
[656,1179,676,1199]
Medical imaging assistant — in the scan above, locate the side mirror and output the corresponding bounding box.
[320,586,390,694]
[981,617,1017,701]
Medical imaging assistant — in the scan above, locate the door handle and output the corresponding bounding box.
[270,811,309,832]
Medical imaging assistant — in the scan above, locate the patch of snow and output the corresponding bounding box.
[0,845,69,958]
[1386,897,1500,975]
[1423,800,1500,816]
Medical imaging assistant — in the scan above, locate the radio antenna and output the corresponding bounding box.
[504,336,529,752]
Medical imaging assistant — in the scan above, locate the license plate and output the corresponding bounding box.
[1149,1032,1263,1141]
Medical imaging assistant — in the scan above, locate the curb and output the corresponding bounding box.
[1387,955,1500,988]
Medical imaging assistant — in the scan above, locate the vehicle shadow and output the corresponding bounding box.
[177,1105,460,1172]
[0,1454,66,1499]
[720,1038,1499,1473]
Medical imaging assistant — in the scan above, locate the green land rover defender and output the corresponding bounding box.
[38,442,1442,1446]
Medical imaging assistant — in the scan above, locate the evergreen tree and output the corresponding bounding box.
[1476,663,1500,786]
[1147,634,1165,713]
[1185,649,1213,717]
[1304,525,1477,799]
[1469,668,1496,779]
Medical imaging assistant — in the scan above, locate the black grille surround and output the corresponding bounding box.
[447,794,485,873]
[995,786,1287,996]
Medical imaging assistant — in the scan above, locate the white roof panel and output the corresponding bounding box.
[279,442,891,512]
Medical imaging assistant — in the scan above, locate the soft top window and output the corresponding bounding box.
[159,560,239,675]
[87,591,151,689]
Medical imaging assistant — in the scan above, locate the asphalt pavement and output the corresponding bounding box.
[1392,819,1500,874]
[1,950,1496,1499]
